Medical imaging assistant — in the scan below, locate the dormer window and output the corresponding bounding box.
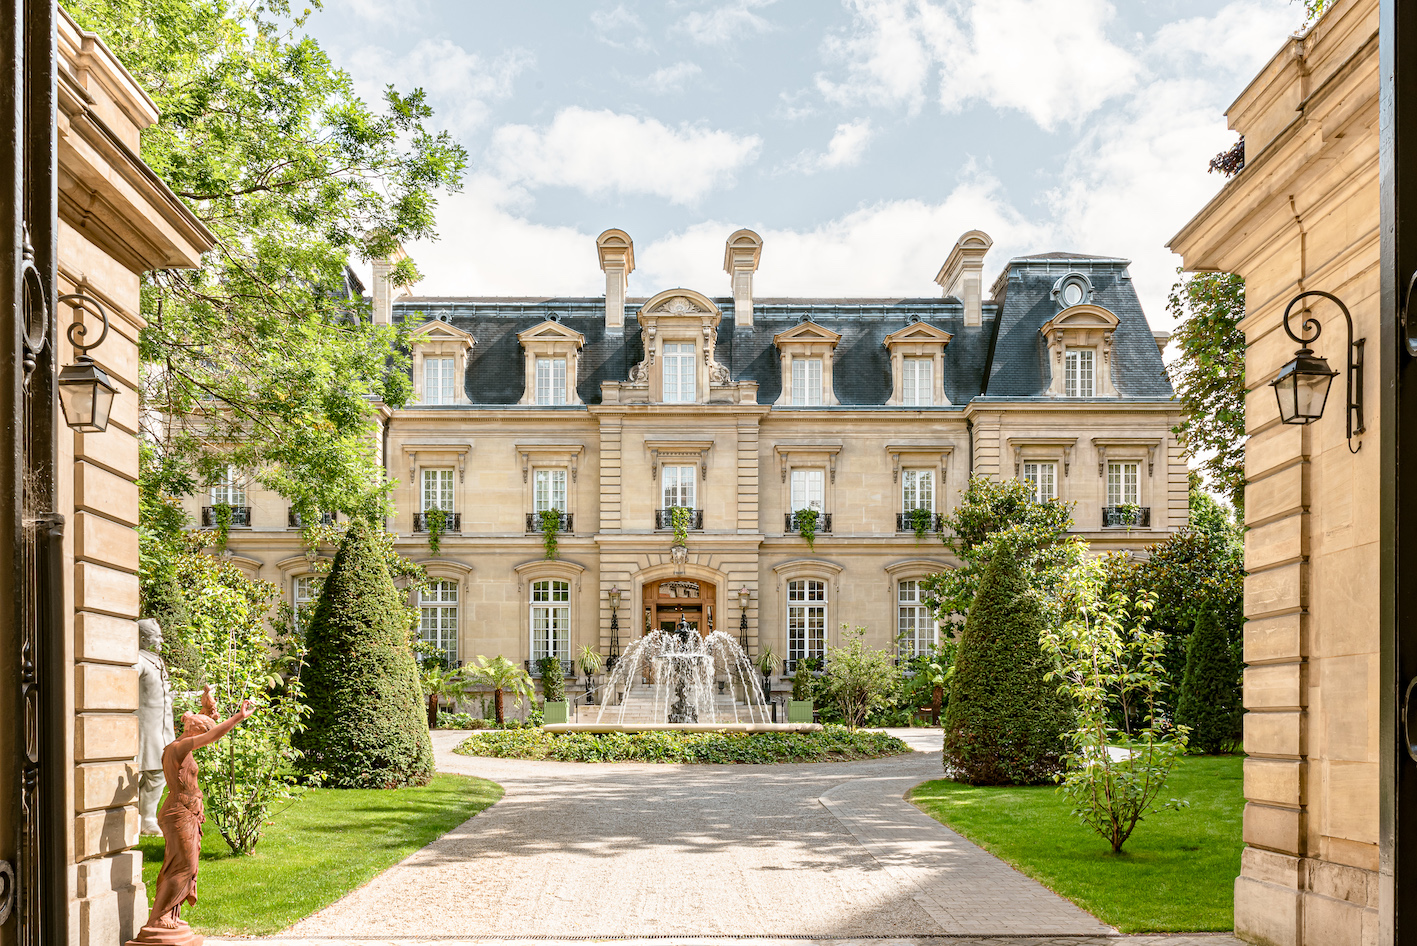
[518,319,585,406]
[663,342,696,403]
[424,356,455,405]
[1065,349,1095,397]
[883,320,952,407]
[1052,272,1093,309]
[409,320,475,406]
[791,357,823,406]
[902,357,933,406]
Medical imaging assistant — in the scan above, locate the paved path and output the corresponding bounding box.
[238,730,1240,946]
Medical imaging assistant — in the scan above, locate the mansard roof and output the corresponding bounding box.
[390,254,1174,407]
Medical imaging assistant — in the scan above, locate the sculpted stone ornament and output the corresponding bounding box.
[136,618,175,835]
[128,686,255,946]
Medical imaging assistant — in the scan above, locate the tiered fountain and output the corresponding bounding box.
[545,617,821,733]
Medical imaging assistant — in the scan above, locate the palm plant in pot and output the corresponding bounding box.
[577,644,603,705]
[755,645,777,708]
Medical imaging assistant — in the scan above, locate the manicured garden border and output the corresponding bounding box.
[456,725,912,763]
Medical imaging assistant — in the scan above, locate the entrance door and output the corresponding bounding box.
[643,579,715,638]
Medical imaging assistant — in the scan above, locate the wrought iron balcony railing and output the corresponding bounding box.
[201,505,251,528]
[784,511,832,533]
[288,509,337,528]
[896,511,945,533]
[781,655,827,675]
[654,508,704,530]
[1101,505,1151,528]
[526,511,574,533]
[413,511,461,533]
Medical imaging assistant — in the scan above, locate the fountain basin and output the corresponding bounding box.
[543,722,823,734]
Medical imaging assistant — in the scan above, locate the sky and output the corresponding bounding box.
[306,0,1311,331]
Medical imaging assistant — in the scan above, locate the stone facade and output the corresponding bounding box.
[53,11,213,945]
[1169,1,1381,943]
[207,229,1184,706]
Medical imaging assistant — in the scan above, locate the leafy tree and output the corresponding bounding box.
[921,475,1081,625]
[138,528,203,685]
[421,665,473,729]
[942,543,1071,785]
[467,656,535,725]
[294,517,434,788]
[65,0,466,527]
[170,553,307,854]
[1167,271,1246,516]
[1175,608,1244,753]
[824,626,897,728]
[1043,556,1189,853]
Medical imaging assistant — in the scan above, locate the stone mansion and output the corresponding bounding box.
[194,228,1185,686]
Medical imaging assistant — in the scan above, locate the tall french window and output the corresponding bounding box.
[534,469,567,513]
[419,580,459,666]
[1107,461,1140,506]
[531,579,571,661]
[901,469,934,513]
[790,469,824,512]
[787,579,827,667]
[421,468,454,511]
[662,342,696,403]
[293,576,323,634]
[424,356,455,405]
[662,465,696,511]
[897,580,937,657]
[535,357,567,405]
[210,466,245,507]
[1064,349,1095,397]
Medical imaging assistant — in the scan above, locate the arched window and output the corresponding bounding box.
[897,580,937,657]
[786,579,827,671]
[419,580,459,666]
[531,579,571,662]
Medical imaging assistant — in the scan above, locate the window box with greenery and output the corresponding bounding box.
[655,507,703,531]
[897,507,943,541]
[536,508,570,560]
[785,510,831,547]
[417,507,457,554]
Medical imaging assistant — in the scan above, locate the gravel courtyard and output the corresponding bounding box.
[245,730,1243,946]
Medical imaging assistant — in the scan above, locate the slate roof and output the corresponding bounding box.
[391,256,1174,407]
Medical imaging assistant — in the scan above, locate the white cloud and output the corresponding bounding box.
[819,0,1139,130]
[675,0,774,46]
[487,108,762,205]
[643,62,702,95]
[344,39,533,140]
[592,5,653,52]
[327,0,424,26]
[782,119,875,174]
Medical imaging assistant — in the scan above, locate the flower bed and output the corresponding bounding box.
[455,724,912,764]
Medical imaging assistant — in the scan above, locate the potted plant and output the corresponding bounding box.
[788,657,814,723]
[755,645,777,708]
[536,654,569,724]
[795,507,820,550]
[577,643,603,705]
[907,506,934,544]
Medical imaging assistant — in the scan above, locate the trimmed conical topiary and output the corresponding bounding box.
[1175,607,1243,754]
[294,517,433,788]
[942,542,1070,784]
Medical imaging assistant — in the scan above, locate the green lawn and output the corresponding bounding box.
[136,773,503,935]
[908,754,1243,933]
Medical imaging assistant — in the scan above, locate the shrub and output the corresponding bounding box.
[791,659,814,702]
[1175,607,1243,753]
[942,543,1070,784]
[455,725,911,764]
[537,655,566,703]
[825,625,897,727]
[294,517,433,788]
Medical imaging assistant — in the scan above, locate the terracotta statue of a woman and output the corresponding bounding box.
[128,686,254,946]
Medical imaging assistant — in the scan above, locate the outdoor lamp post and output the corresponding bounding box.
[1269,289,1365,453]
[737,585,751,653]
[606,585,621,670]
[56,293,117,433]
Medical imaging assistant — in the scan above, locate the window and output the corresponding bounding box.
[663,342,696,403]
[1062,281,1084,307]
[897,581,937,657]
[901,469,934,513]
[210,466,245,507]
[787,579,827,665]
[1107,461,1140,506]
[530,579,570,661]
[419,580,459,666]
[535,357,567,406]
[1022,462,1057,502]
[421,468,454,512]
[293,576,323,634]
[790,469,824,512]
[1064,349,1095,398]
[902,357,933,407]
[662,465,696,510]
[791,357,823,406]
[423,356,455,405]
[534,469,567,513]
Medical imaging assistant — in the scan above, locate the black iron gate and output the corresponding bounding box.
[0,3,65,946]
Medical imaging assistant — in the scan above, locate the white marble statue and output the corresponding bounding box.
[136,617,175,836]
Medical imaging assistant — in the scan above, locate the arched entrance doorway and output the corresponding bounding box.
[643,578,717,637]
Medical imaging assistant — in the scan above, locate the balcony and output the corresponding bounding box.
[413,511,462,533]
[781,655,827,675]
[525,658,575,678]
[1101,505,1151,529]
[654,508,704,531]
[784,511,832,533]
[201,505,251,528]
[526,511,574,533]
[896,511,945,533]
[288,509,337,528]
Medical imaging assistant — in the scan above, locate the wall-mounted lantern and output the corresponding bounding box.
[56,293,116,433]
[1270,290,1365,453]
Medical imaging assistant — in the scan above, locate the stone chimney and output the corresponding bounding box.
[935,230,993,327]
[596,229,635,332]
[723,229,763,329]
[371,245,409,326]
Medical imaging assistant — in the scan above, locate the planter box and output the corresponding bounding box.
[543,701,569,725]
[787,700,814,724]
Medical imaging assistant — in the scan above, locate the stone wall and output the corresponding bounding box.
[1169,0,1382,942]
